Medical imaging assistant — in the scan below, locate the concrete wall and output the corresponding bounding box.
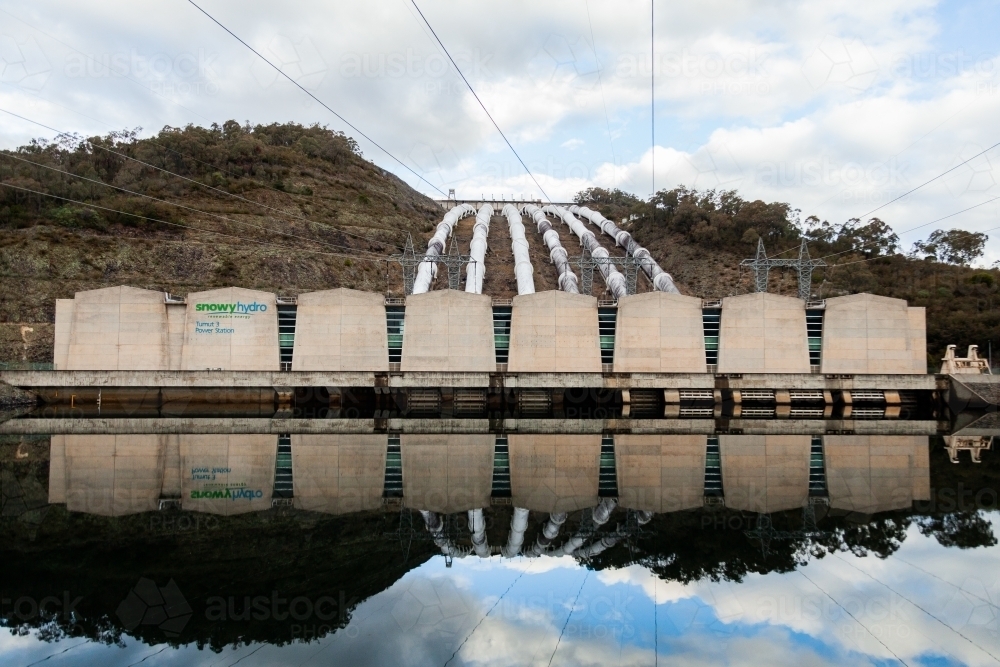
[291,434,386,514]
[54,434,166,516]
[614,293,707,373]
[180,434,275,515]
[507,291,601,373]
[181,288,279,371]
[718,293,809,373]
[65,287,170,371]
[509,434,600,512]
[166,304,186,371]
[293,289,388,372]
[719,435,810,513]
[401,290,495,372]
[53,300,73,370]
[401,434,494,513]
[616,435,706,512]
[825,436,930,514]
[821,294,926,374]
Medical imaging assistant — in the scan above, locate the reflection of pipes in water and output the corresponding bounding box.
[551,498,618,557]
[503,204,535,296]
[413,204,476,294]
[574,510,654,561]
[501,507,531,557]
[522,204,579,294]
[420,510,470,558]
[543,205,627,299]
[466,204,493,294]
[527,511,568,556]
[467,508,491,558]
[570,205,679,293]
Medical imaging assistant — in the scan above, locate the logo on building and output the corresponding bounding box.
[195,301,268,314]
[116,578,192,636]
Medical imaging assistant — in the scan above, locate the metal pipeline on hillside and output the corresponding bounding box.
[503,204,535,296]
[543,205,628,299]
[570,205,679,293]
[501,507,530,557]
[413,204,476,294]
[522,204,579,294]
[467,508,490,558]
[465,204,493,294]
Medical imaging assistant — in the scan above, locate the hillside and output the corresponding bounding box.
[1,122,996,368]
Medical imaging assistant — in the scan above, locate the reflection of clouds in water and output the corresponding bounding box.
[319,517,1000,667]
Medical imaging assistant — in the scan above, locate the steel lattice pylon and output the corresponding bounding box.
[390,234,475,295]
[740,238,826,300]
[575,250,641,297]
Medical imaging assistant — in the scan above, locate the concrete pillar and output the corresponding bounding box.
[401,290,495,372]
[820,293,926,374]
[62,434,167,516]
[181,288,279,371]
[66,286,169,370]
[718,293,809,374]
[293,289,388,371]
[53,300,74,370]
[180,434,275,515]
[507,291,601,373]
[613,293,707,373]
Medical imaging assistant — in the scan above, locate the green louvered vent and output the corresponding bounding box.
[278,305,297,371]
[493,307,512,364]
[383,436,402,497]
[598,436,618,497]
[491,436,511,497]
[704,437,723,496]
[703,309,721,366]
[273,434,293,498]
[386,306,405,365]
[807,309,824,369]
[809,436,827,496]
[598,307,617,365]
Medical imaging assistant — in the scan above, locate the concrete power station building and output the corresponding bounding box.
[52,285,926,376]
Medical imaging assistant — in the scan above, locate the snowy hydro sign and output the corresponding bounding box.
[193,301,268,335]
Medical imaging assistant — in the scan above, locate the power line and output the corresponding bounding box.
[855,140,1000,221]
[547,571,590,667]
[442,569,527,667]
[407,0,552,202]
[797,569,909,666]
[0,107,406,248]
[0,182,386,265]
[0,152,385,258]
[651,0,655,198]
[833,554,1000,663]
[584,0,616,188]
[818,195,1000,263]
[185,0,447,197]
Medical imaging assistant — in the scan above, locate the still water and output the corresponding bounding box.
[1,413,998,666]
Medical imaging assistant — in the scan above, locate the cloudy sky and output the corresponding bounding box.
[1,0,1000,260]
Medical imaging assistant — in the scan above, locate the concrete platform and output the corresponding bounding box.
[62,287,171,371]
[821,294,925,374]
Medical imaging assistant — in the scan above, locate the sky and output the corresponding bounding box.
[3,518,999,665]
[1,0,1000,262]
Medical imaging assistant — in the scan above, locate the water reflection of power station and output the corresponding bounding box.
[49,433,930,559]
